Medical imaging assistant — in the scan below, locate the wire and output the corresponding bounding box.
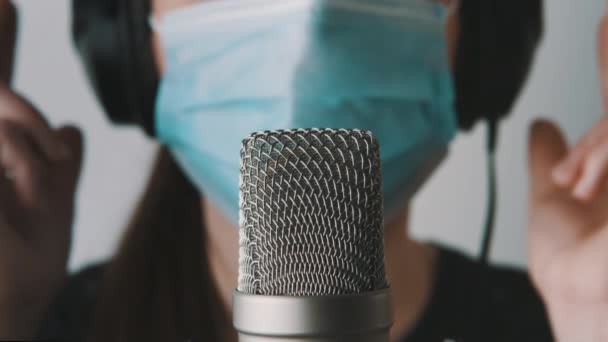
[479,119,499,265]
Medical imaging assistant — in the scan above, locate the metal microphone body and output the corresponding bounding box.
[233,290,391,341]
[234,129,392,342]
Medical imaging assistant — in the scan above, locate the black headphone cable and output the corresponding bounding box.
[479,118,499,264]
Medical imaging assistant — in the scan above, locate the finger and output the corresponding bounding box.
[598,9,608,112]
[0,0,17,85]
[0,149,18,212]
[553,116,608,187]
[0,119,48,207]
[53,125,84,197]
[529,119,569,201]
[0,87,70,161]
[552,145,584,188]
[571,138,608,201]
[0,168,26,237]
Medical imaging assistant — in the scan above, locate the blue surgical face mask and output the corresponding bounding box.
[153,0,458,223]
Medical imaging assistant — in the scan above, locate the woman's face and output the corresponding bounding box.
[151,0,461,218]
[150,0,461,74]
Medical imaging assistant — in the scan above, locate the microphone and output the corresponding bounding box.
[233,129,393,342]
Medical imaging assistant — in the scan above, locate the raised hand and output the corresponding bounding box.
[0,1,84,339]
[527,8,608,341]
[528,118,608,342]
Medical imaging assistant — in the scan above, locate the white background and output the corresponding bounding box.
[11,0,605,271]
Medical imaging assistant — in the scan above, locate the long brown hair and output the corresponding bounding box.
[89,148,227,341]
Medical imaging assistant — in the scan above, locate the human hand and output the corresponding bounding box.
[528,116,608,342]
[527,11,608,339]
[0,1,84,339]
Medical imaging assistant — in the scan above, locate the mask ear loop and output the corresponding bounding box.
[479,118,499,265]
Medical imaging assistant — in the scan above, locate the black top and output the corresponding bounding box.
[36,245,553,341]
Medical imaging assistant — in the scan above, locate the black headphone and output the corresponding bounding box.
[71,0,543,135]
[456,0,544,130]
[72,0,158,136]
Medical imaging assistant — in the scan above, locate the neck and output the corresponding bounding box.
[202,199,438,341]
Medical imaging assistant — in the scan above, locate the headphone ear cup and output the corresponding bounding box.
[72,0,158,136]
[72,0,129,122]
[455,0,544,131]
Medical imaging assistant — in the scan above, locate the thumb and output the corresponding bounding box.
[528,119,569,201]
[54,125,84,195]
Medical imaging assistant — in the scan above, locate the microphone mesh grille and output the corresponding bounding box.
[238,129,387,296]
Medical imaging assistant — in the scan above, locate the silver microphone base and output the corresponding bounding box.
[233,289,393,342]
